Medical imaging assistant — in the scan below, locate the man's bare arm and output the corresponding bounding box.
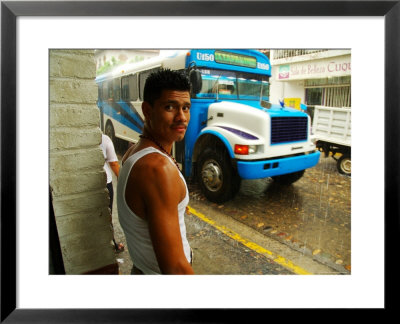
[133,155,194,274]
[109,161,120,177]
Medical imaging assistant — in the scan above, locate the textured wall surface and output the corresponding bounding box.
[49,50,117,274]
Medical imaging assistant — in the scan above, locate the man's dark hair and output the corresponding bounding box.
[143,68,191,106]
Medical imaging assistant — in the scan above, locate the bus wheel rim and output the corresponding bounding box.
[201,159,223,192]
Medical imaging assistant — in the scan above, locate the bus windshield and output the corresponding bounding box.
[195,68,270,101]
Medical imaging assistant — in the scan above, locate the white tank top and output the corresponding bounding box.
[117,146,191,274]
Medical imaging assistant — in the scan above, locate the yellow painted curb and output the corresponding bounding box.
[187,206,312,275]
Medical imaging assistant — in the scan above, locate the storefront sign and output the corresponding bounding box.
[284,98,301,109]
[278,65,290,79]
[277,55,351,80]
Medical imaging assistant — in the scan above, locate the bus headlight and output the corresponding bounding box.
[249,145,257,154]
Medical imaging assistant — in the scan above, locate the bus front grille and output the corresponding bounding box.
[271,117,308,144]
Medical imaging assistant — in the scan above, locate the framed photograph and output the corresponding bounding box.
[2,0,398,321]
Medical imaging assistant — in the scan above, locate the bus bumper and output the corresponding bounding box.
[236,150,321,180]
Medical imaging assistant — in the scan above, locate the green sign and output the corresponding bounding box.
[215,51,257,68]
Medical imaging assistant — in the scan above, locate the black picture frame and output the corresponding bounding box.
[1,0,398,322]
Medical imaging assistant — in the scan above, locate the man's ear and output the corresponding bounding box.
[142,101,152,120]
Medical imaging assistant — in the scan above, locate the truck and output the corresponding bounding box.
[312,106,351,175]
[96,49,321,203]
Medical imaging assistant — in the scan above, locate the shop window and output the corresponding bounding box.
[306,86,351,108]
[306,88,323,105]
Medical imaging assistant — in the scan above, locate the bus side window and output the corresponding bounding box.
[107,81,113,100]
[139,68,160,101]
[102,82,107,100]
[121,74,138,102]
[114,78,121,101]
[129,74,138,101]
[121,76,129,101]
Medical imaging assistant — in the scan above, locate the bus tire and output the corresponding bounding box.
[272,170,305,185]
[105,121,115,143]
[337,154,351,176]
[197,148,241,203]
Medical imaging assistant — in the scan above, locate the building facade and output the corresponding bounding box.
[269,49,351,114]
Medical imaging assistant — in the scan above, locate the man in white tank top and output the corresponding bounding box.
[117,69,194,274]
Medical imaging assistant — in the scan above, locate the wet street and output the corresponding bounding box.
[187,154,351,274]
[112,152,351,275]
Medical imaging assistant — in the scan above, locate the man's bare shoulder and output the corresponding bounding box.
[130,152,177,180]
[128,152,183,204]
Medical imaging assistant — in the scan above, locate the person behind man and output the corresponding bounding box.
[100,133,124,253]
[117,69,194,274]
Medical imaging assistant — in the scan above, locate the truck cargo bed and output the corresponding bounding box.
[312,106,351,147]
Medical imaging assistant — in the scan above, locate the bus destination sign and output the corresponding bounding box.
[214,51,257,68]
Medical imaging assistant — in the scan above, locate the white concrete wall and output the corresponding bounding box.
[49,50,117,274]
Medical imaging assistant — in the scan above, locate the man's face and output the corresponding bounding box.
[143,89,191,145]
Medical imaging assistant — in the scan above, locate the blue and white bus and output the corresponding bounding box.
[96,49,320,203]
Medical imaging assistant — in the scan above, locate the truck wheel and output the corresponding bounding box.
[272,170,305,185]
[337,154,351,176]
[197,148,241,203]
